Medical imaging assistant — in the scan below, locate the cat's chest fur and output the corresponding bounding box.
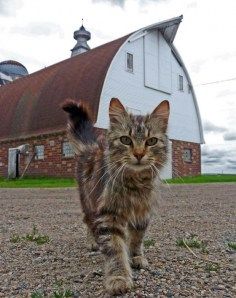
[101,170,157,224]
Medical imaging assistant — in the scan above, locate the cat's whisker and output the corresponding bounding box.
[82,161,116,185]
[149,165,153,180]
[121,164,126,190]
[82,158,126,185]
[87,162,122,196]
[104,163,123,190]
[150,164,156,180]
[150,163,177,199]
[110,163,126,195]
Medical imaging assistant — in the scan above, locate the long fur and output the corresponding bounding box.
[62,99,97,151]
[62,98,170,295]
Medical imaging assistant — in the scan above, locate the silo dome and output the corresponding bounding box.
[0,60,28,79]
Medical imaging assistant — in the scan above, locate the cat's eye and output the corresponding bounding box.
[120,136,132,145]
[146,137,158,146]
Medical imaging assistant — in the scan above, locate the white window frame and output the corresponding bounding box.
[35,145,44,160]
[182,148,192,163]
[62,142,74,158]
[126,52,134,73]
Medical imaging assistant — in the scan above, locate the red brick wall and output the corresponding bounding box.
[0,132,201,178]
[0,132,76,178]
[171,140,201,177]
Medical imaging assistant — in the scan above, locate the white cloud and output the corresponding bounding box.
[0,0,22,16]
[0,0,235,173]
[11,22,64,38]
[203,121,227,133]
[92,0,125,7]
[223,132,236,141]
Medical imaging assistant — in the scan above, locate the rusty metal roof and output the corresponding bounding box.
[0,35,129,141]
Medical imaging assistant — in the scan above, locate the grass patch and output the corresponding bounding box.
[176,234,207,251]
[53,289,74,298]
[166,174,236,184]
[2,174,235,188]
[31,290,74,298]
[24,225,50,245]
[10,225,50,245]
[205,263,220,272]
[10,234,22,243]
[52,279,74,298]
[31,291,44,298]
[0,176,76,188]
[228,242,236,250]
[144,238,155,248]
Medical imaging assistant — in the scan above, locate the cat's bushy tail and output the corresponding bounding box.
[62,99,98,154]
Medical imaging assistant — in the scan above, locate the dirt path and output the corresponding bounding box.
[0,184,235,297]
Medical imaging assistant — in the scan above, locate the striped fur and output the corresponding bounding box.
[62,98,170,295]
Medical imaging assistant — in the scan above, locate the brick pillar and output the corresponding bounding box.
[171,140,201,177]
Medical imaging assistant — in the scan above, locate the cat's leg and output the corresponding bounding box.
[86,227,99,251]
[128,221,149,269]
[83,215,99,251]
[95,216,133,295]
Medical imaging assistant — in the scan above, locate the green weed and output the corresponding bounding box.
[10,234,21,243]
[10,225,50,245]
[31,291,44,298]
[176,234,206,249]
[205,263,220,272]
[53,289,74,298]
[24,225,50,245]
[144,238,155,248]
[228,242,236,250]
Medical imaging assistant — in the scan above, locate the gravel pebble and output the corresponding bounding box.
[0,184,235,297]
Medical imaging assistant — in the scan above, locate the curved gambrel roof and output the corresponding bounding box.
[0,16,204,143]
[0,35,129,141]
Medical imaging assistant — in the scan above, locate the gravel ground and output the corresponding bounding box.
[0,184,235,297]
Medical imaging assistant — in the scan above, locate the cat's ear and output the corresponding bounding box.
[151,100,170,131]
[109,98,128,124]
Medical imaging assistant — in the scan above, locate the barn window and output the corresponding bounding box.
[35,145,44,160]
[178,75,184,91]
[188,84,192,94]
[126,52,133,72]
[182,148,192,162]
[62,142,74,158]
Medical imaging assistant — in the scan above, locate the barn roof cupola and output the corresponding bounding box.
[71,20,91,57]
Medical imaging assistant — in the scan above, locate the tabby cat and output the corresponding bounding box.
[62,98,170,295]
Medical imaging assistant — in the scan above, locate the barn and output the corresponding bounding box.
[0,15,204,179]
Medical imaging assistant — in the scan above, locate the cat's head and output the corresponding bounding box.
[108,98,170,172]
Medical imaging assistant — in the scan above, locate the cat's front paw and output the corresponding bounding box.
[105,275,133,295]
[131,256,149,269]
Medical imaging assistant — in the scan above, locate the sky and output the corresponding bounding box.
[0,0,235,174]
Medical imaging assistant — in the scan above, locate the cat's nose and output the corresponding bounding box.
[134,152,145,161]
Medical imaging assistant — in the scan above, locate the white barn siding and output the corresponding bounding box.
[96,29,202,178]
[158,33,172,94]
[169,57,202,143]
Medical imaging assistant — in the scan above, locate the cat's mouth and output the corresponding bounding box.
[127,162,150,171]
